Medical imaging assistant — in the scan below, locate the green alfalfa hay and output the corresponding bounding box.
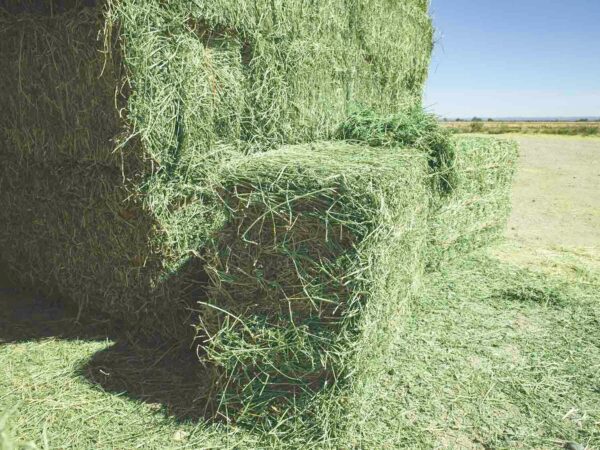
[196,142,430,442]
[337,105,456,191]
[193,128,518,441]
[0,3,521,447]
[336,109,519,269]
[427,136,519,268]
[0,0,435,342]
[182,0,434,149]
[106,0,434,151]
[0,6,236,341]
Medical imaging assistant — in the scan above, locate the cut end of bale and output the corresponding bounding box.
[197,141,430,433]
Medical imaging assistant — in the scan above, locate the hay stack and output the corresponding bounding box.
[0,0,519,444]
[0,5,233,339]
[197,129,518,440]
[0,0,434,340]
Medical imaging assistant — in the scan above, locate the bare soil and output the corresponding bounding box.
[506,135,600,249]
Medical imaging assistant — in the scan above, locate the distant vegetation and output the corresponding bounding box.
[443,120,600,136]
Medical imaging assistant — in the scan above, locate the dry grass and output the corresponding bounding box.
[443,121,600,136]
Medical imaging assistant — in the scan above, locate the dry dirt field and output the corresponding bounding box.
[507,135,600,248]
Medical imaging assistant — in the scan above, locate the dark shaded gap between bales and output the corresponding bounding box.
[0,0,98,15]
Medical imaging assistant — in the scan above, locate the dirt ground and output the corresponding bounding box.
[506,135,600,248]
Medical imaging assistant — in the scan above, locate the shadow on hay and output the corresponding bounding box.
[0,261,217,423]
[0,0,98,15]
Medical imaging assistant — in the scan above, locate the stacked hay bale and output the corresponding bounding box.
[0,3,238,338]
[185,0,433,147]
[0,0,434,341]
[333,107,518,267]
[428,136,519,267]
[200,143,430,437]
[199,115,518,442]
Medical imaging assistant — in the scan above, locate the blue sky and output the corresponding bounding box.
[424,0,600,119]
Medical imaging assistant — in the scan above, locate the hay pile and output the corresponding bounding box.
[428,136,519,267]
[197,116,518,440]
[0,5,231,339]
[333,107,519,268]
[0,0,519,444]
[199,142,430,439]
[0,0,434,340]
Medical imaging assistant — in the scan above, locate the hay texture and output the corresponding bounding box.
[0,5,232,339]
[338,106,457,191]
[428,136,519,267]
[333,111,518,267]
[0,0,434,340]
[198,142,430,439]
[0,0,520,444]
[196,121,518,440]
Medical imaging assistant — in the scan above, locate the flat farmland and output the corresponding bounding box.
[444,121,600,136]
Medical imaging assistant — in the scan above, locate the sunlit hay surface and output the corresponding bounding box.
[182,0,434,149]
[427,136,519,268]
[335,113,519,269]
[197,142,430,440]
[337,106,457,191]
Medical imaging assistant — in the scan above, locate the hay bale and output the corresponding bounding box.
[427,136,519,267]
[334,110,518,268]
[198,142,430,438]
[134,0,434,149]
[0,6,236,339]
[337,106,457,191]
[0,1,434,340]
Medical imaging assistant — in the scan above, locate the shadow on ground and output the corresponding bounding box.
[0,276,214,422]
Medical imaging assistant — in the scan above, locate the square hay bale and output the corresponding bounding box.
[0,0,434,340]
[427,136,519,267]
[159,0,434,148]
[0,5,240,340]
[197,142,430,440]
